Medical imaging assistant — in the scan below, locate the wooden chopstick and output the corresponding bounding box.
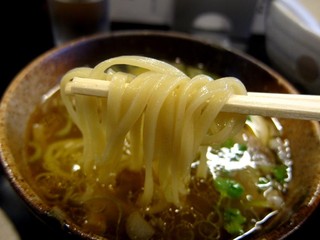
[65,77,320,121]
[225,93,320,120]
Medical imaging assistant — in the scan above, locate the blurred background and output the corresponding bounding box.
[1,0,319,98]
[0,0,271,96]
[0,0,319,239]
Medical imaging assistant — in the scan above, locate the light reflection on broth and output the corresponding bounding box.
[23,59,292,240]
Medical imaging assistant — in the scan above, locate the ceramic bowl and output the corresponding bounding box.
[0,30,320,240]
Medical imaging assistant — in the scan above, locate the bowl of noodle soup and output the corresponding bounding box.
[1,30,320,240]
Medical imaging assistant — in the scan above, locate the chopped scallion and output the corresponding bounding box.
[273,165,288,183]
[223,208,246,235]
[214,177,244,199]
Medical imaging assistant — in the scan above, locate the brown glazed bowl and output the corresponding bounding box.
[0,30,320,240]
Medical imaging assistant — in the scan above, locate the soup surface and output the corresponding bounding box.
[23,63,292,240]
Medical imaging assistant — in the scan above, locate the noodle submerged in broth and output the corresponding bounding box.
[24,56,292,239]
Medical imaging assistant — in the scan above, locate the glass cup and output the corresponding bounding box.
[47,0,109,46]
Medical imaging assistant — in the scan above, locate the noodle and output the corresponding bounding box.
[59,56,247,206]
[24,56,292,239]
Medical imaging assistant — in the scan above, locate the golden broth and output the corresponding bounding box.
[23,65,292,240]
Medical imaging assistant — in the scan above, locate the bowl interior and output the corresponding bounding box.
[1,31,320,239]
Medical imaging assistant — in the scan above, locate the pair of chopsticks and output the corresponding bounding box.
[65,77,320,121]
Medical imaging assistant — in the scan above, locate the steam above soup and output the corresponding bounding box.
[23,56,292,239]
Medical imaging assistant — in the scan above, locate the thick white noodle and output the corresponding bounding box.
[60,55,247,206]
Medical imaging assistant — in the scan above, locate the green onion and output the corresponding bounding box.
[273,165,288,183]
[238,143,247,151]
[214,177,244,199]
[223,208,246,235]
[222,139,234,149]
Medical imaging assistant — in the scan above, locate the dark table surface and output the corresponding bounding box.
[0,1,319,239]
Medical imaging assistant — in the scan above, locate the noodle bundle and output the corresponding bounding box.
[59,55,247,207]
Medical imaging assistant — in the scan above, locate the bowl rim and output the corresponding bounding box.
[1,30,320,240]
